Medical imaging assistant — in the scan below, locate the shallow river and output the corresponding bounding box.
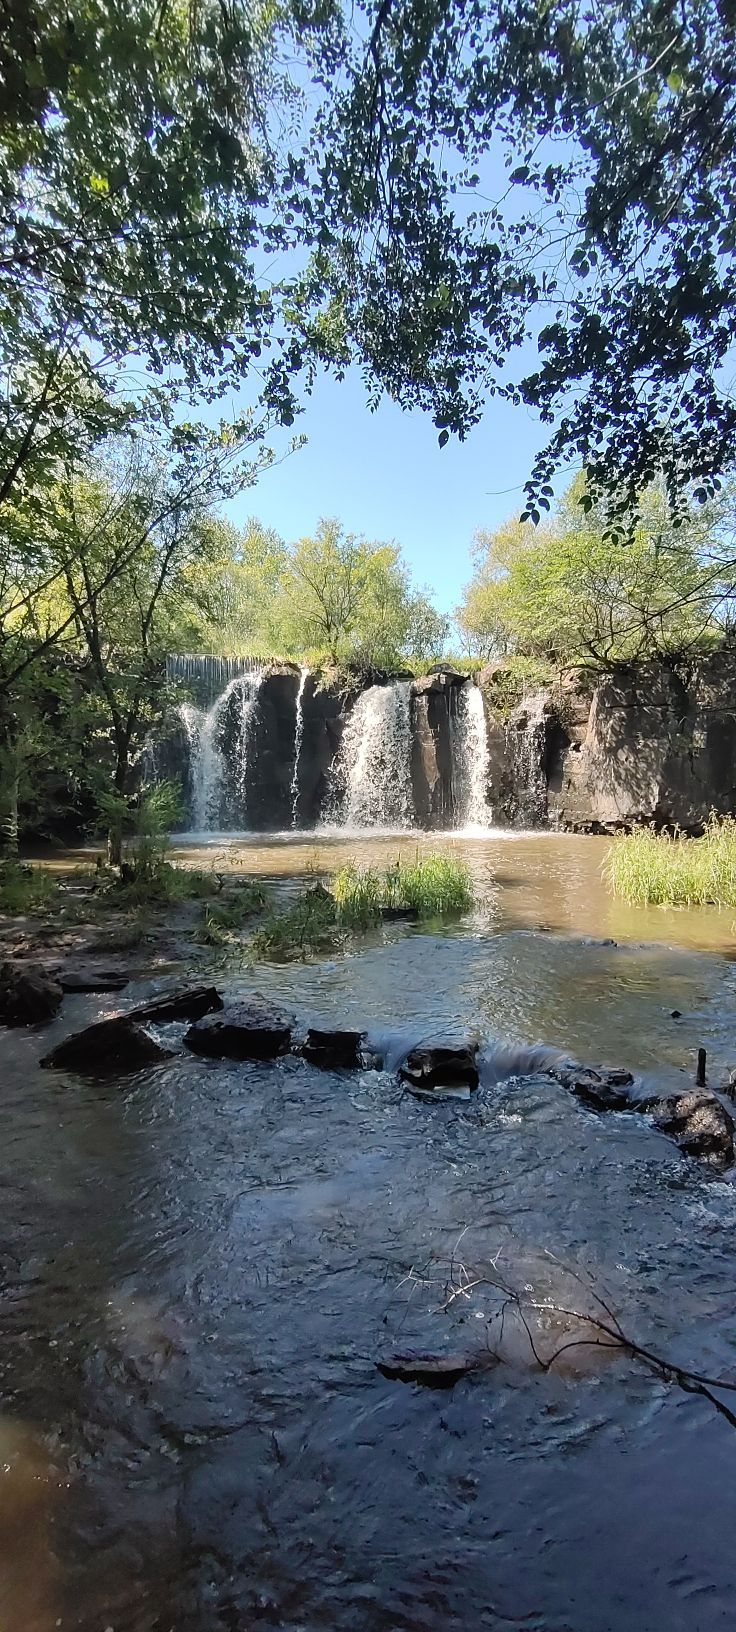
[4,831,736,1631]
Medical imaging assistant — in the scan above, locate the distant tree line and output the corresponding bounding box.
[456,477,736,670]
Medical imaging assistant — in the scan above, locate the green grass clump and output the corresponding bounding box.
[196,884,268,945]
[332,862,383,927]
[604,818,736,907]
[334,853,473,926]
[250,884,338,961]
[0,862,58,914]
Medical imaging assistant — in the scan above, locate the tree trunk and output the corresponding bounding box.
[106,743,131,869]
[0,713,20,860]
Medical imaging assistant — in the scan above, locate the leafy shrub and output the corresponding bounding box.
[0,861,58,914]
[196,885,268,945]
[480,657,555,716]
[604,818,736,907]
[250,884,338,960]
[333,854,473,925]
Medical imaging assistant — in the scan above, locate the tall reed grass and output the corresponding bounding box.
[333,854,473,926]
[603,818,736,907]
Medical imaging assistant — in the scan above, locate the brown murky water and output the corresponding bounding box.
[4,831,736,1631]
[170,828,736,952]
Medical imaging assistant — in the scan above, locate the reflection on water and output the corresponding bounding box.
[7,830,736,1630]
[169,827,736,953]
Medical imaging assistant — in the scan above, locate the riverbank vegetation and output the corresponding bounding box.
[457,478,736,668]
[333,855,473,927]
[604,820,736,908]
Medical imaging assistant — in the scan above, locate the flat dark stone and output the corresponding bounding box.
[380,905,420,921]
[377,1350,487,1388]
[130,985,223,1024]
[301,1027,364,1069]
[400,1043,479,1092]
[41,1016,172,1075]
[184,1001,292,1061]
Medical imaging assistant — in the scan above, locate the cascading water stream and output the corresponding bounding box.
[452,683,492,829]
[505,691,549,826]
[179,672,264,830]
[330,680,415,829]
[290,668,309,828]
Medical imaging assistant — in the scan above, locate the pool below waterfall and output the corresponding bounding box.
[4,830,736,1632]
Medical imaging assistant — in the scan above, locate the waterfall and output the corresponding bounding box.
[179,672,264,830]
[167,654,263,708]
[330,681,415,829]
[453,683,492,829]
[505,692,549,826]
[290,667,309,828]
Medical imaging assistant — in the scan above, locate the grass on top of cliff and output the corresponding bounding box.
[334,854,474,927]
[604,819,736,907]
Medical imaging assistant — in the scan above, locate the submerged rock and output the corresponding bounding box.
[377,1349,491,1388]
[130,985,223,1024]
[57,966,130,994]
[184,1000,292,1060]
[0,961,63,1027]
[653,1090,735,1169]
[41,1016,172,1074]
[300,1027,364,1070]
[400,1043,479,1096]
[549,1061,648,1112]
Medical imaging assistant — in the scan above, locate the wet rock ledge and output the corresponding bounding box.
[3,962,730,1174]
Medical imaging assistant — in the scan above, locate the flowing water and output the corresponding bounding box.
[329,681,415,828]
[290,667,309,829]
[5,832,736,1631]
[452,683,493,829]
[179,673,264,831]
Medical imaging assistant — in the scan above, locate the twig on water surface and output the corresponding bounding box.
[384,1234,736,1428]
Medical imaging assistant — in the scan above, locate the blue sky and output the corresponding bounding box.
[226,365,548,616]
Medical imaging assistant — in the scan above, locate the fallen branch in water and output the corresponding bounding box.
[380,1236,736,1428]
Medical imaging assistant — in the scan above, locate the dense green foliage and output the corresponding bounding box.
[318,0,736,519]
[185,516,449,666]
[333,855,473,925]
[604,820,736,908]
[458,480,733,666]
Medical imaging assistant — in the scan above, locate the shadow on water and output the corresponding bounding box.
[6,832,736,1629]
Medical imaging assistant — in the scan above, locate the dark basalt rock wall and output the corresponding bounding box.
[290,671,361,827]
[480,652,736,832]
[159,650,736,834]
[410,672,465,829]
[245,665,301,829]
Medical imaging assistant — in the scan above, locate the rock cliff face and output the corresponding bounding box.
[480,652,736,832]
[410,671,465,828]
[162,651,736,833]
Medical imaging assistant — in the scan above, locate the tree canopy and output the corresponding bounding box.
[316,0,736,518]
[177,514,449,668]
[457,479,734,666]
